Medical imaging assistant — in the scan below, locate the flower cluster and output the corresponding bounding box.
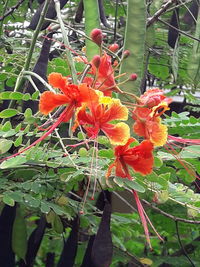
[3,28,172,248]
[132,88,172,147]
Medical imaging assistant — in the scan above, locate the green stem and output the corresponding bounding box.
[23,71,56,92]
[0,0,9,37]
[14,0,51,94]
[6,0,51,115]
[54,0,78,84]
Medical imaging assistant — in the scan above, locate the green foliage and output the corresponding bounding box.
[0,0,200,266]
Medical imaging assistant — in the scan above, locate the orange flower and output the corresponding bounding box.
[139,88,172,108]
[74,93,130,145]
[132,102,169,147]
[106,138,162,248]
[107,138,154,178]
[83,53,117,96]
[39,73,98,121]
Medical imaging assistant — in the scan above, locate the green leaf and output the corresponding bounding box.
[40,201,50,214]
[123,179,145,193]
[3,195,15,206]
[10,92,24,100]
[78,147,88,157]
[172,39,179,81]
[97,136,110,146]
[179,145,200,159]
[159,172,171,180]
[23,93,31,101]
[98,149,114,158]
[14,135,23,147]
[0,91,11,99]
[24,108,33,118]
[32,91,40,100]
[0,156,27,169]
[0,139,13,154]
[0,109,19,118]
[12,206,27,260]
[187,11,200,88]
[77,132,85,140]
[113,177,124,187]
[6,191,23,202]
[15,123,22,132]
[2,121,12,131]
[52,213,64,234]
[154,156,163,168]
[0,73,7,81]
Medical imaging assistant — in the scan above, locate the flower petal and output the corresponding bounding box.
[140,88,172,107]
[39,91,69,115]
[102,122,130,145]
[48,73,68,91]
[133,120,147,138]
[77,83,99,106]
[76,105,94,125]
[103,99,128,122]
[91,52,117,95]
[148,119,168,147]
[124,140,154,175]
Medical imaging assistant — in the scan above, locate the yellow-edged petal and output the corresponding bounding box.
[102,122,130,145]
[149,119,168,147]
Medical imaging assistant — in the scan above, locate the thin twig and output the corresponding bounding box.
[158,18,200,43]
[0,0,26,21]
[142,199,200,224]
[147,0,177,27]
[49,114,78,169]
[113,245,145,267]
[79,64,91,83]
[23,70,55,92]
[0,0,9,36]
[166,0,193,13]
[8,0,51,104]
[112,191,137,212]
[175,221,196,267]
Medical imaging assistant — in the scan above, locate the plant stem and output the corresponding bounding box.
[54,0,78,84]
[0,0,9,37]
[13,0,51,94]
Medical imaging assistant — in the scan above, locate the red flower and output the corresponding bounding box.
[73,94,130,145]
[39,73,98,121]
[84,53,117,96]
[132,102,169,147]
[107,138,154,177]
[139,88,172,108]
[106,138,160,248]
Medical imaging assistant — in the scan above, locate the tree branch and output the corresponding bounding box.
[0,0,26,21]
[141,199,200,224]
[147,0,177,27]
[175,221,196,267]
[158,18,200,43]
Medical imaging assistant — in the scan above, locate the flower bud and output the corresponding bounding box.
[92,55,101,69]
[108,43,119,52]
[129,73,137,81]
[123,50,130,58]
[90,28,103,46]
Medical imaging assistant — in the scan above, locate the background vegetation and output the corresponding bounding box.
[0,0,200,266]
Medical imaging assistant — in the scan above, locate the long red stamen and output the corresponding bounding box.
[168,135,200,144]
[0,105,74,162]
[164,143,199,180]
[132,189,152,249]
